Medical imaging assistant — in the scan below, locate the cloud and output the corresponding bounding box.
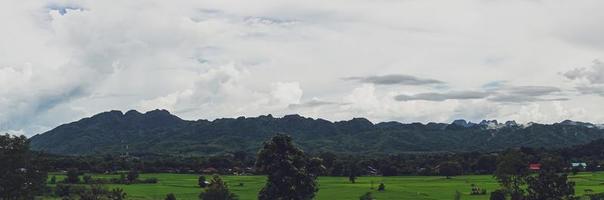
[395,91,489,101]
[288,98,340,109]
[576,86,604,96]
[344,74,444,86]
[393,85,568,103]
[563,60,604,84]
[3,0,604,135]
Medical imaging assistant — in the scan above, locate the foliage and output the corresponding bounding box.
[439,161,462,178]
[490,189,506,200]
[378,183,385,191]
[199,175,238,200]
[359,192,373,200]
[165,193,176,200]
[108,188,127,200]
[198,175,207,188]
[256,134,323,200]
[65,168,81,184]
[0,134,48,199]
[525,170,576,200]
[29,110,604,156]
[127,170,139,183]
[494,150,530,197]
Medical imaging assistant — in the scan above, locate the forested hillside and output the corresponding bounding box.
[29,109,604,156]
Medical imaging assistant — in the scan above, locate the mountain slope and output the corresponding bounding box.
[29,110,604,156]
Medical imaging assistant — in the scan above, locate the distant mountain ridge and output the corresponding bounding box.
[29,109,604,156]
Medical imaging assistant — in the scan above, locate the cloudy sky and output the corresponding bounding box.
[2,0,604,136]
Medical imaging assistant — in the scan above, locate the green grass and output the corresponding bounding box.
[46,172,604,200]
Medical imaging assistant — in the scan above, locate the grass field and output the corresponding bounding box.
[46,172,604,200]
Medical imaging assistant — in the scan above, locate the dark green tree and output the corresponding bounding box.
[377,183,385,191]
[439,161,462,179]
[494,150,530,198]
[198,175,207,188]
[490,189,506,200]
[359,192,373,200]
[199,175,238,200]
[127,169,139,183]
[83,175,93,184]
[50,176,57,184]
[109,188,127,200]
[256,134,324,200]
[165,193,176,200]
[348,161,359,183]
[65,168,81,184]
[525,170,576,200]
[0,134,48,199]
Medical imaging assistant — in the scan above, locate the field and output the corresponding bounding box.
[46,172,604,200]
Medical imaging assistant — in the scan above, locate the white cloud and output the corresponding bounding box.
[2,0,604,136]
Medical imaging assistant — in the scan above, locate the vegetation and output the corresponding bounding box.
[255,134,323,200]
[40,172,604,199]
[199,175,238,200]
[29,110,604,156]
[0,134,48,199]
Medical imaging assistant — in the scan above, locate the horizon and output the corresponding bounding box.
[25,108,604,136]
[2,1,604,136]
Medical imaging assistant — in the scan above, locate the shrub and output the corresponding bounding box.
[359,192,373,200]
[165,193,176,200]
[378,183,385,191]
[490,189,506,200]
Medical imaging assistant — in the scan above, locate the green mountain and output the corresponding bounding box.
[29,109,604,156]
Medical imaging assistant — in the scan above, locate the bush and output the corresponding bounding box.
[359,192,373,200]
[83,175,92,184]
[377,183,385,191]
[490,189,506,200]
[165,193,176,200]
[65,168,81,184]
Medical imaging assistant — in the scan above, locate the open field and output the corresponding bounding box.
[46,172,604,200]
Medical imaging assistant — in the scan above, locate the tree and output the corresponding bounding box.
[199,175,238,200]
[439,161,462,179]
[50,176,57,184]
[525,170,576,200]
[256,134,324,200]
[109,188,127,200]
[454,191,462,200]
[348,161,359,183]
[198,175,208,188]
[490,189,506,200]
[66,168,81,184]
[127,169,139,183]
[83,175,93,184]
[0,134,48,199]
[165,193,176,200]
[494,150,530,198]
[359,192,373,200]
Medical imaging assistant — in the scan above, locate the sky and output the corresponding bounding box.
[2,0,604,136]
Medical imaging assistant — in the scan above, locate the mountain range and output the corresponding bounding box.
[29,109,604,156]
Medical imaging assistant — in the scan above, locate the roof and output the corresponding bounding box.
[529,163,541,170]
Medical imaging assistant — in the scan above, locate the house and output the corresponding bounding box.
[529,163,541,171]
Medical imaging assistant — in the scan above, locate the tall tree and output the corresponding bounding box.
[525,170,576,200]
[256,134,324,200]
[439,161,462,179]
[0,134,48,200]
[199,175,238,200]
[494,150,530,199]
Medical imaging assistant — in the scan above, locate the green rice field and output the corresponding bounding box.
[46,172,604,200]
